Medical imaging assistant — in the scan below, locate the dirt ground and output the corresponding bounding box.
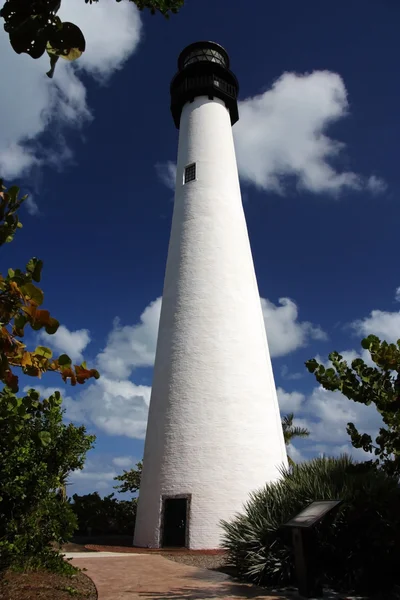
[0,570,97,600]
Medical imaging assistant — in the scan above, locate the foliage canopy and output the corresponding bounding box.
[113,460,142,495]
[0,387,95,572]
[306,334,400,477]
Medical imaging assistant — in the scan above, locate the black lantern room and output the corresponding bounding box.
[170,41,239,129]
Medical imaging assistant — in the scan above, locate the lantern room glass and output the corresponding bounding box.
[183,48,227,68]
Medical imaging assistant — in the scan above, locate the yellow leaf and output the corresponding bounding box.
[21,352,33,367]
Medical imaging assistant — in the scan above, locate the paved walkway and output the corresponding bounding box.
[67,553,302,600]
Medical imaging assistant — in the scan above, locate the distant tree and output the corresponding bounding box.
[113,460,142,495]
[281,413,309,466]
[0,0,184,77]
[306,334,400,477]
[70,491,136,536]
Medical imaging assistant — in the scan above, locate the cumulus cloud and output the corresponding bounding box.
[64,376,151,439]
[277,387,305,412]
[396,287,400,303]
[0,0,142,179]
[366,175,387,195]
[234,71,385,196]
[155,161,177,190]
[287,443,306,464]
[23,384,65,398]
[295,385,383,447]
[39,325,91,362]
[69,458,119,495]
[112,456,138,468]
[261,297,327,357]
[352,309,400,344]
[97,298,161,379]
[280,365,303,380]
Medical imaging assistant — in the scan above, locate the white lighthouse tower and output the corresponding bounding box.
[133,41,288,550]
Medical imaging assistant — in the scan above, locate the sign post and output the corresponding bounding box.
[282,500,342,598]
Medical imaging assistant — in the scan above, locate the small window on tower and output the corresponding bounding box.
[184,163,196,184]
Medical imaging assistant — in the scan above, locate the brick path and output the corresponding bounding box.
[68,553,297,599]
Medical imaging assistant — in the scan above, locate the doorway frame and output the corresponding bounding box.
[160,493,191,548]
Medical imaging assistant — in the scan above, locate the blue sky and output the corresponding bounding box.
[1,0,399,497]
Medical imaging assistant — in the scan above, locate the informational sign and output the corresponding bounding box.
[284,500,342,529]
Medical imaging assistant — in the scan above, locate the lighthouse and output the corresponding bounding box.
[133,41,288,550]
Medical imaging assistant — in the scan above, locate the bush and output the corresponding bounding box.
[221,455,400,595]
[70,492,137,537]
[0,387,94,573]
[0,493,78,574]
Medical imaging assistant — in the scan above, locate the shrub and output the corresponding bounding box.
[0,387,94,573]
[221,455,400,595]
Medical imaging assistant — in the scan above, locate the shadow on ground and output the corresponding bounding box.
[137,574,354,600]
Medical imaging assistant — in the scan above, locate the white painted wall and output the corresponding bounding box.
[134,96,288,550]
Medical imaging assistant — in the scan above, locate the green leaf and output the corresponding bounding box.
[38,431,51,446]
[50,391,62,405]
[8,268,15,278]
[20,283,44,306]
[305,359,318,373]
[34,346,53,359]
[26,258,43,282]
[14,313,28,332]
[7,186,19,204]
[58,354,72,366]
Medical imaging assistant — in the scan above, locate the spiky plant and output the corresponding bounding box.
[221,455,400,595]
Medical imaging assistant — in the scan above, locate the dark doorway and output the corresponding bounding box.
[162,497,188,548]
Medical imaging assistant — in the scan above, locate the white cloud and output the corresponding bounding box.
[112,456,137,468]
[23,384,64,398]
[155,161,177,191]
[64,376,151,439]
[280,364,304,380]
[69,457,119,496]
[97,298,161,378]
[287,443,306,464]
[72,467,117,482]
[366,175,387,195]
[234,71,385,196]
[352,309,400,344]
[298,385,383,446]
[24,194,39,216]
[0,0,142,179]
[277,387,305,412]
[39,325,91,362]
[261,297,327,357]
[395,287,400,303]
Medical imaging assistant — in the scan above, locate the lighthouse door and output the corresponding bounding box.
[161,497,188,547]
